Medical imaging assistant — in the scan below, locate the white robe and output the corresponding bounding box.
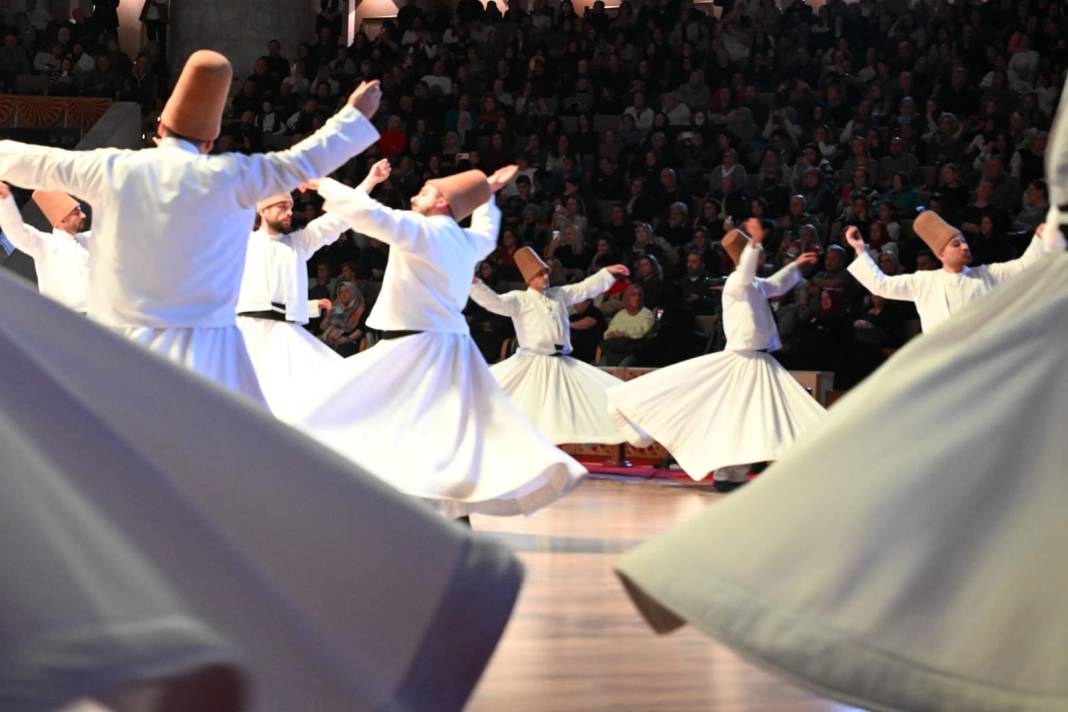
[0,105,379,404]
[295,179,587,516]
[235,215,348,416]
[469,269,629,444]
[0,193,89,313]
[616,253,1068,712]
[0,268,523,712]
[847,226,1065,333]
[606,244,826,478]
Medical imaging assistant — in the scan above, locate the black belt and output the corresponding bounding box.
[239,310,293,323]
[548,344,566,357]
[380,329,424,340]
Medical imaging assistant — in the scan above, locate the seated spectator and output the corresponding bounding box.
[599,284,655,367]
[882,172,922,219]
[629,222,674,270]
[877,136,920,190]
[676,250,718,315]
[632,254,665,309]
[1013,179,1049,233]
[569,298,607,364]
[544,224,588,273]
[319,280,365,356]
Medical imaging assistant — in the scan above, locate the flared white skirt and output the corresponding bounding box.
[491,352,627,444]
[295,332,587,516]
[236,316,340,417]
[119,323,267,407]
[615,255,1068,712]
[606,349,826,479]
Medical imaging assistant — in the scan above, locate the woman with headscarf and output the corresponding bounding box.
[319,280,364,356]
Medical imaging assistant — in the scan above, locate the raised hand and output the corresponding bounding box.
[794,252,820,268]
[743,217,765,245]
[844,225,864,253]
[368,158,391,184]
[605,264,630,277]
[349,80,382,118]
[487,165,519,193]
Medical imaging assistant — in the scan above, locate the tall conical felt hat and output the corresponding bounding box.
[913,210,960,256]
[256,193,294,212]
[427,170,491,221]
[721,228,749,265]
[514,246,549,283]
[32,190,79,227]
[160,50,233,142]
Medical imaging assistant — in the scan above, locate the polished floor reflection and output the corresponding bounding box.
[468,478,861,712]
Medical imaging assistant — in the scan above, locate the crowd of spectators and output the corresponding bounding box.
[8,0,1067,388]
[0,1,169,135]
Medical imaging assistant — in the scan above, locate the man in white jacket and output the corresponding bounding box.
[236,191,350,415]
[469,246,631,445]
[0,185,89,313]
[295,161,587,519]
[607,220,824,490]
[0,49,381,404]
[845,210,1065,333]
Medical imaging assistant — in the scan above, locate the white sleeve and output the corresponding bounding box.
[287,212,351,258]
[760,263,803,299]
[722,243,761,299]
[463,196,501,260]
[230,106,380,209]
[469,280,521,317]
[317,178,430,253]
[0,140,116,202]
[0,193,51,259]
[557,268,617,305]
[847,250,924,302]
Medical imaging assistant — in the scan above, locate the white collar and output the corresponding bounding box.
[156,136,202,154]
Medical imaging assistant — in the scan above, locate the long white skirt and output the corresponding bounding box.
[120,324,267,408]
[295,332,587,517]
[616,254,1068,712]
[236,316,340,416]
[491,352,627,444]
[0,272,522,712]
[606,349,826,479]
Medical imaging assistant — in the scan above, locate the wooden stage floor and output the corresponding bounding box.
[467,478,860,712]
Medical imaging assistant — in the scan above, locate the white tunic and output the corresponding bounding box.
[470,268,617,355]
[236,214,350,324]
[616,253,1068,712]
[236,215,349,416]
[848,229,1064,333]
[0,106,378,402]
[0,268,523,712]
[294,179,587,516]
[469,269,629,444]
[0,193,89,313]
[606,244,825,478]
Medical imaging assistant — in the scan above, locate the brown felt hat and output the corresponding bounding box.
[256,193,294,212]
[160,50,233,142]
[427,170,491,221]
[722,228,750,265]
[32,190,79,227]
[913,210,961,256]
[514,246,549,283]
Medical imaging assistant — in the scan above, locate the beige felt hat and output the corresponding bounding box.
[913,210,961,256]
[427,170,491,221]
[160,50,233,142]
[256,193,294,212]
[722,228,750,265]
[514,246,550,283]
[32,190,79,227]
